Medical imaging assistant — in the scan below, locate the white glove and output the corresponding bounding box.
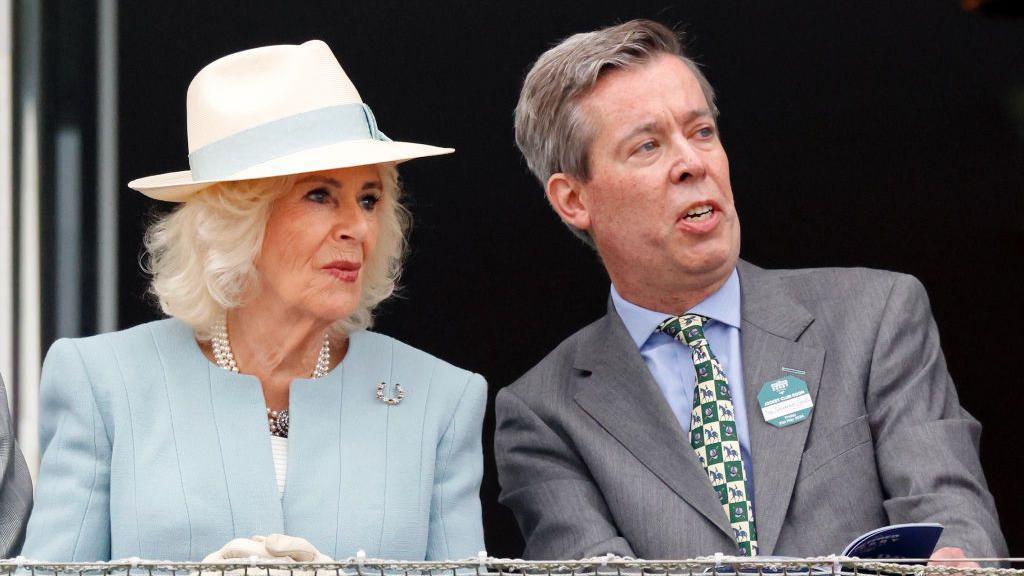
[202,537,274,563]
[258,533,334,562]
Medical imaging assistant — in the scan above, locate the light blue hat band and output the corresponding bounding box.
[188,102,391,181]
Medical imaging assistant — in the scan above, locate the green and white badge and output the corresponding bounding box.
[757,374,813,427]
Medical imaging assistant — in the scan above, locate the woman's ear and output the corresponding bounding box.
[545,173,592,232]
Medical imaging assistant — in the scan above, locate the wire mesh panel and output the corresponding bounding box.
[1,558,1022,576]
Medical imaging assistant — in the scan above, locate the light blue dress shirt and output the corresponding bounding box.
[610,268,755,504]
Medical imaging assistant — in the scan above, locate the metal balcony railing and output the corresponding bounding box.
[1,557,1022,576]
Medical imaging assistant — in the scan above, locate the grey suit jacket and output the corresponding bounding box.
[495,261,1007,559]
[0,374,32,557]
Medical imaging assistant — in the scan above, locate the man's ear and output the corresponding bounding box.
[545,172,591,231]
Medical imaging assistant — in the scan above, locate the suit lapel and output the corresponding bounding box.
[736,260,824,555]
[573,301,735,542]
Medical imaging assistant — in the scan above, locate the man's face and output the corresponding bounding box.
[570,54,740,300]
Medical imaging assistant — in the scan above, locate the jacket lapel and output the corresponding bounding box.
[199,329,414,558]
[209,366,287,537]
[285,332,433,559]
[573,301,735,542]
[282,354,344,553]
[153,319,284,556]
[330,332,392,558]
[736,260,824,555]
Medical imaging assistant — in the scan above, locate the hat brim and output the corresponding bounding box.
[128,139,454,202]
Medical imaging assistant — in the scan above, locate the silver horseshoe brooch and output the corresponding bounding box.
[376,340,406,406]
[376,382,406,405]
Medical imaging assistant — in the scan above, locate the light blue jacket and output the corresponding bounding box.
[22,318,487,562]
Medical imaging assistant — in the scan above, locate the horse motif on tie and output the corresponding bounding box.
[658,313,758,553]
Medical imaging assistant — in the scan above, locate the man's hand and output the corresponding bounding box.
[928,547,979,569]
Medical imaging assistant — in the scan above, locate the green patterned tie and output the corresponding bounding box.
[657,314,759,556]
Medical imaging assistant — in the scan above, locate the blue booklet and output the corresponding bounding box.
[842,523,944,559]
[718,523,944,573]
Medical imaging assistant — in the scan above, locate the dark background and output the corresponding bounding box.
[104,0,1024,557]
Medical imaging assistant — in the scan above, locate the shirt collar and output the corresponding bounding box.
[610,267,741,349]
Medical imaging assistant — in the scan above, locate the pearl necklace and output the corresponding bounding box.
[211,316,331,437]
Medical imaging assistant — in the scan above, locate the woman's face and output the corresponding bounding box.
[255,165,383,323]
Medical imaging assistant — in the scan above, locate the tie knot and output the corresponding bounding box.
[656,314,709,347]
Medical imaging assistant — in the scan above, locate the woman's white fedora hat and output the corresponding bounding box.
[128,40,453,202]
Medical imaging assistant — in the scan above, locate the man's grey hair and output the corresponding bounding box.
[514,19,718,246]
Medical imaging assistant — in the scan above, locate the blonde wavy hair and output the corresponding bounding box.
[143,164,409,340]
